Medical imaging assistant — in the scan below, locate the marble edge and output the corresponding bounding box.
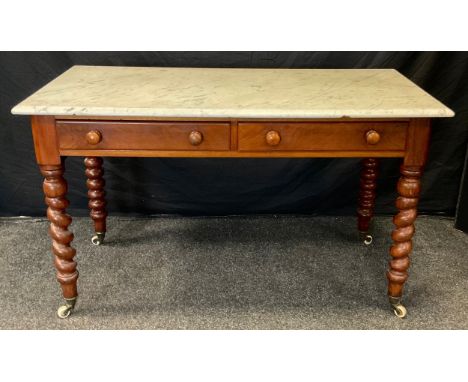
[10,65,77,117]
[10,66,455,119]
[10,105,455,118]
[390,69,456,117]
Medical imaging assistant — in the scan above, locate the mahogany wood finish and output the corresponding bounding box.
[238,121,407,152]
[40,163,78,299]
[84,157,107,234]
[56,119,408,158]
[404,119,431,166]
[60,149,406,158]
[387,119,431,306]
[56,120,231,151]
[357,158,379,233]
[29,115,434,318]
[31,116,60,165]
[387,165,422,298]
[85,130,102,145]
[230,119,238,151]
[365,130,380,145]
[265,130,281,146]
[188,130,203,146]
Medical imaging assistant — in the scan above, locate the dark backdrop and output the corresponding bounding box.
[0,52,467,217]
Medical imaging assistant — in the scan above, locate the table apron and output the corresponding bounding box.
[55,119,409,158]
[59,149,406,158]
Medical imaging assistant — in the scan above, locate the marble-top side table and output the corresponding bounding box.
[12,66,454,318]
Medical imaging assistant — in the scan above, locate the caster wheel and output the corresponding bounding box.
[56,298,76,319]
[359,232,373,246]
[91,232,105,245]
[57,305,72,319]
[363,234,373,246]
[392,304,407,319]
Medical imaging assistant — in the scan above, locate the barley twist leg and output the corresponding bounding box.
[85,157,108,245]
[357,158,379,245]
[387,165,422,318]
[40,163,78,318]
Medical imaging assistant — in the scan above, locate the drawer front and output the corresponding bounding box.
[238,122,407,151]
[56,121,231,151]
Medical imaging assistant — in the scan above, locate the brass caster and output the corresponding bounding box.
[359,232,373,245]
[389,297,407,319]
[57,297,77,319]
[91,232,105,245]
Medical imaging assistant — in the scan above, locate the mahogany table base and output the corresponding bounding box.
[31,116,431,319]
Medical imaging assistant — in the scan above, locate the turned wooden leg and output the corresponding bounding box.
[357,158,379,245]
[85,157,108,245]
[40,163,78,318]
[387,165,422,318]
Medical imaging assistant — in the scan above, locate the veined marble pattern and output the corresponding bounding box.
[11,66,454,118]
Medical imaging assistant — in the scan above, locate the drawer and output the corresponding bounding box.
[238,122,408,151]
[56,121,231,151]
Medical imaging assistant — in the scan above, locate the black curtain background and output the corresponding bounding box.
[0,52,467,217]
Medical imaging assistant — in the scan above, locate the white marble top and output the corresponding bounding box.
[11,66,454,118]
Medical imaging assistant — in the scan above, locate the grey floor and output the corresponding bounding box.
[0,215,467,329]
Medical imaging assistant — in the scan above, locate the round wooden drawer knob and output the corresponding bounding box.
[86,130,102,145]
[266,130,281,146]
[189,130,203,146]
[365,130,380,145]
